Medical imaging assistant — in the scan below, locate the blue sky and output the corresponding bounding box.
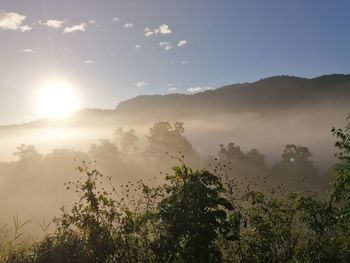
[0,0,349,124]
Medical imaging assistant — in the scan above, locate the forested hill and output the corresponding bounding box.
[115,74,350,119]
[0,73,349,129]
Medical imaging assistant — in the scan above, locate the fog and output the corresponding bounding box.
[1,74,349,232]
[0,110,346,228]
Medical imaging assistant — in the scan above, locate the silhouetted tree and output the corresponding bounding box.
[216,143,269,189]
[13,144,42,164]
[271,144,319,191]
[145,122,199,164]
[115,127,138,152]
[89,139,120,163]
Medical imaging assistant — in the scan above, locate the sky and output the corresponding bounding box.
[0,0,349,125]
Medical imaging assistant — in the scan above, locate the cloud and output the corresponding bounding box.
[187,86,211,93]
[88,20,96,24]
[84,60,94,64]
[158,24,172,34]
[168,83,175,87]
[177,40,187,47]
[168,87,178,92]
[112,17,119,22]
[20,49,34,53]
[40,19,67,28]
[144,24,172,37]
[181,60,189,64]
[134,82,148,87]
[63,23,86,33]
[144,27,154,37]
[159,41,173,51]
[135,44,141,49]
[0,10,32,32]
[124,23,133,28]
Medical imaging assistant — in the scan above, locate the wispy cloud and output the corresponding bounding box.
[112,17,119,22]
[124,23,133,28]
[135,44,141,49]
[88,20,96,24]
[181,60,189,64]
[144,24,172,37]
[20,48,34,53]
[144,27,154,37]
[168,87,178,92]
[63,22,86,33]
[134,81,148,87]
[84,60,94,64]
[159,41,173,51]
[40,19,67,28]
[177,40,187,47]
[0,10,32,32]
[187,86,211,93]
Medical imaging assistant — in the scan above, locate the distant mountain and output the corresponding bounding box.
[0,73,349,170]
[115,74,350,121]
[1,73,349,129]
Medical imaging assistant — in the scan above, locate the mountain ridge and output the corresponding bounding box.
[1,73,349,129]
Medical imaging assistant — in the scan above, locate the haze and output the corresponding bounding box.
[0,0,349,240]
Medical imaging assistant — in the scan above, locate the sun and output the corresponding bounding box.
[36,79,79,118]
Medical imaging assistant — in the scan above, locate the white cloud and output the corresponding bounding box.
[168,87,178,92]
[187,86,211,93]
[89,20,96,24]
[158,24,172,34]
[124,23,133,28]
[112,17,119,22]
[177,40,187,47]
[144,24,172,37]
[21,49,34,53]
[84,60,94,64]
[40,19,67,28]
[159,41,173,51]
[63,23,86,33]
[0,10,32,32]
[134,82,147,87]
[135,44,141,49]
[181,60,189,64]
[144,27,154,37]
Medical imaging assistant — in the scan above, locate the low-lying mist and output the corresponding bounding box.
[1,108,346,228]
[1,74,350,232]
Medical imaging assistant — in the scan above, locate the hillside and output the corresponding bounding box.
[114,74,350,121]
[0,74,349,129]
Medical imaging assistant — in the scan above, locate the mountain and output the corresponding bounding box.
[0,73,349,169]
[115,74,350,122]
[1,74,349,129]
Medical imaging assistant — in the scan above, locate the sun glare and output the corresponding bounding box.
[36,80,79,118]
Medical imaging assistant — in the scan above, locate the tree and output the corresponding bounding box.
[13,144,42,164]
[330,114,350,206]
[271,144,319,189]
[89,139,120,162]
[215,143,268,190]
[115,127,138,153]
[154,164,234,262]
[145,122,199,163]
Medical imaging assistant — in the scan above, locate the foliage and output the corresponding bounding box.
[154,164,234,262]
[115,127,138,152]
[145,122,200,163]
[2,115,350,262]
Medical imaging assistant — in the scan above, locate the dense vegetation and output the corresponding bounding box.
[0,115,349,262]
